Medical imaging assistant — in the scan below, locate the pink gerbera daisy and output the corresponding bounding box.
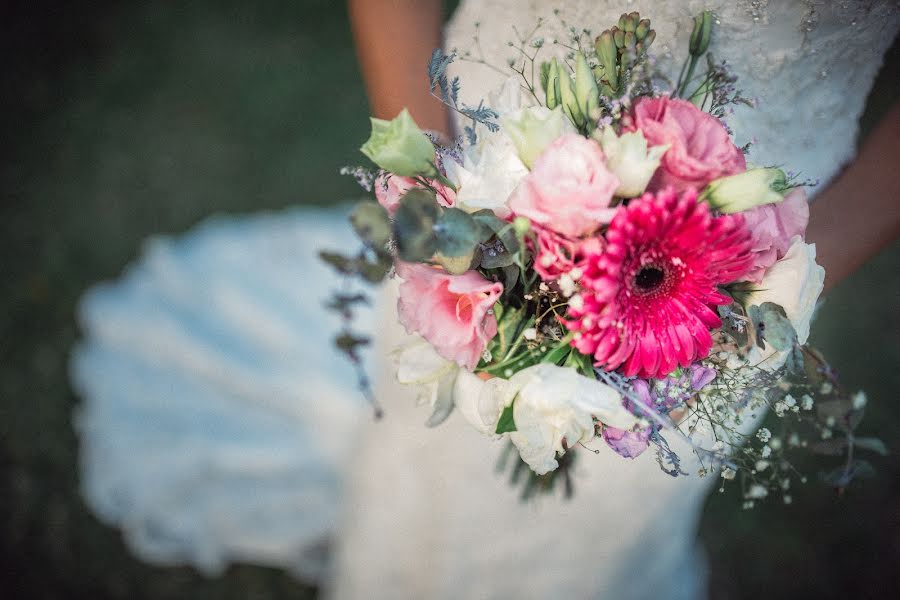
[564,188,753,378]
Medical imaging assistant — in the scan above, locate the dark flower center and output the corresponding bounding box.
[635,266,665,291]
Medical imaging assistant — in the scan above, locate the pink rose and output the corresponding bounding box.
[374,173,455,215]
[508,134,619,238]
[396,262,503,369]
[531,226,603,281]
[626,96,746,193]
[742,188,809,283]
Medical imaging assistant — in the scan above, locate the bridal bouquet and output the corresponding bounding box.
[325,12,883,502]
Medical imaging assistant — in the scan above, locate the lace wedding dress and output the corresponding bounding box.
[71,1,898,598]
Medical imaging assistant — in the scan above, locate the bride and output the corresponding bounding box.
[72,1,899,598]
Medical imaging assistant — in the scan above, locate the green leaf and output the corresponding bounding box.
[854,437,888,456]
[393,189,440,262]
[350,202,392,248]
[434,207,480,257]
[495,403,517,434]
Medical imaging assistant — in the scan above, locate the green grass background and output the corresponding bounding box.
[1,1,897,598]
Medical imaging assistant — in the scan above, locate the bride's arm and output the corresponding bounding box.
[807,102,900,291]
[348,0,451,136]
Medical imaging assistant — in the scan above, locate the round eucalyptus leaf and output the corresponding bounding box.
[434,250,477,275]
[393,188,440,262]
[434,207,479,257]
[350,202,391,248]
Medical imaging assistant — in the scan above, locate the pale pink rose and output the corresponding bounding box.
[396,262,503,370]
[531,226,603,281]
[374,174,455,215]
[626,96,746,193]
[508,134,620,237]
[741,188,809,283]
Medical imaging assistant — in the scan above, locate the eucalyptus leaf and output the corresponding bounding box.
[350,202,391,248]
[434,250,477,275]
[854,436,888,456]
[357,255,392,283]
[495,403,517,434]
[473,211,521,254]
[749,302,797,351]
[435,207,480,257]
[502,264,520,293]
[393,188,440,262]
[319,250,356,275]
[479,241,515,269]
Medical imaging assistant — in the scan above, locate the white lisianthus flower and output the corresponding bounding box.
[744,236,825,370]
[394,338,510,433]
[452,370,509,434]
[444,130,528,218]
[393,339,459,427]
[595,126,668,198]
[501,106,575,169]
[499,364,637,475]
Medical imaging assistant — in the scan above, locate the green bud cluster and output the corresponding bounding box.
[594,12,655,95]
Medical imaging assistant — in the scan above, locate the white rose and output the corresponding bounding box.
[444,130,528,218]
[499,364,636,475]
[595,126,668,198]
[501,106,576,169]
[744,237,825,370]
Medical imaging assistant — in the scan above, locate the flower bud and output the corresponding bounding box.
[361,108,437,177]
[700,168,790,213]
[613,27,624,49]
[689,11,713,57]
[617,13,628,30]
[558,65,584,128]
[623,12,638,33]
[512,215,531,236]
[643,29,656,48]
[544,59,561,110]
[635,19,651,40]
[574,51,600,122]
[594,30,619,91]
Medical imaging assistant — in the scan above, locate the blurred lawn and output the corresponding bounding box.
[0,1,897,598]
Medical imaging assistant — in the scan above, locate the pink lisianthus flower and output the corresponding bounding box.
[625,97,746,193]
[564,188,753,379]
[396,262,503,370]
[741,188,809,283]
[603,424,652,459]
[531,226,604,281]
[374,173,455,214]
[508,134,620,238]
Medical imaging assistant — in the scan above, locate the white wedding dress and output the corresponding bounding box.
[71,1,898,598]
